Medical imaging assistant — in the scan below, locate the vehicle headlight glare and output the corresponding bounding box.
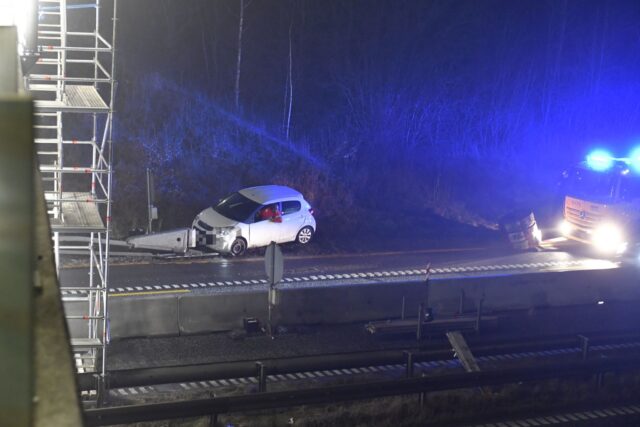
[558,220,573,236]
[592,223,627,254]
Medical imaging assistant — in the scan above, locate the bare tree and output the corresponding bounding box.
[234,0,247,111]
[283,20,294,140]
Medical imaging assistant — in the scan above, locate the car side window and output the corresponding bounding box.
[255,203,280,222]
[282,200,301,215]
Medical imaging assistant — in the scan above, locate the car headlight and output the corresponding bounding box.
[215,227,234,237]
[592,223,627,254]
[558,220,573,236]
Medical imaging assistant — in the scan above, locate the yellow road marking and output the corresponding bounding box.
[111,289,190,297]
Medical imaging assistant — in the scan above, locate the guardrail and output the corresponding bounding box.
[77,331,640,391]
[84,354,640,426]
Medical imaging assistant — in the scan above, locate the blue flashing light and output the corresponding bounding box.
[628,146,640,174]
[586,149,615,171]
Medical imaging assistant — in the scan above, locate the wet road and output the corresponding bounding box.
[59,238,623,289]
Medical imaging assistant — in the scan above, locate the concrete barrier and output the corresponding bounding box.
[66,265,640,339]
[178,292,267,334]
[429,267,640,316]
[274,281,430,325]
[108,295,179,338]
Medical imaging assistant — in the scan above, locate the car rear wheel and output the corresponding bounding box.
[296,226,314,244]
[230,238,247,256]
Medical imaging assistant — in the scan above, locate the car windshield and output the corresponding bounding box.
[618,174,640,202]
[564,167,617,202]
[214,192,261,223]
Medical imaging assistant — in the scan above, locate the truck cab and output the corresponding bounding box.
[558,150,640,254]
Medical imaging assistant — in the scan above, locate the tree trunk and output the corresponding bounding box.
[234,0,245,111]
[284,21,293,141]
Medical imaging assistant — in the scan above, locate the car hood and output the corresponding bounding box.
[193,207,239,229]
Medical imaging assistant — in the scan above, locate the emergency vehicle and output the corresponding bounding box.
[558,149,640,254]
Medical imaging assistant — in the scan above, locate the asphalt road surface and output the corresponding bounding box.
[59,238,626,289]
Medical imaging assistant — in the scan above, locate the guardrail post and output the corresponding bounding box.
[404,351,414,378]
[256,362,267,393]
[417,303,425,341]
[578,335,589,360]
[419,372,426,407]
[596,372,605,389]
[475,296,484,334]
[96,373,109,407]
[209,413,218,427]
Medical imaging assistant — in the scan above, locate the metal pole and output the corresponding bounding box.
[419,372,426,407]
[401,296,406,320]
[404,351,414,378]
[475,296,484,334]
[256,362,266,393]
[267,288,273,337]
[417,303,424,341]
[101,0,118,385]
[146,168,152,233]
[267,242,277,338]
[579,335,590,361]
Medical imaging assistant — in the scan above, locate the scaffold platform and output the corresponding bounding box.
[46,192,105,232]
[34,85,109,113]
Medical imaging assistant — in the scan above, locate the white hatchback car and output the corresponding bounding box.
[192,185,316,256]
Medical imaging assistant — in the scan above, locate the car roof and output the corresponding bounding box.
[239,185,304,204]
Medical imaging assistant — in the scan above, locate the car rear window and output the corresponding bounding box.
[282,200,301,215]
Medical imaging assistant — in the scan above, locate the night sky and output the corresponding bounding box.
[110,0,640,233]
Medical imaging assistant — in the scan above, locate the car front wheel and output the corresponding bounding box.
[296,226,314,244]
[230,238,247,256]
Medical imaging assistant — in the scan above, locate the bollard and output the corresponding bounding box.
[256,362,267,393]
[404,351,414,378]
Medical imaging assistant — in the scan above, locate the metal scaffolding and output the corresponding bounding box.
[26,0,117,389]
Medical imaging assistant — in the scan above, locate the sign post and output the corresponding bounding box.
[264,241,283,337]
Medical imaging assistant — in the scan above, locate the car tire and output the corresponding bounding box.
[230,238,247,257]
[296,226,314,245]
